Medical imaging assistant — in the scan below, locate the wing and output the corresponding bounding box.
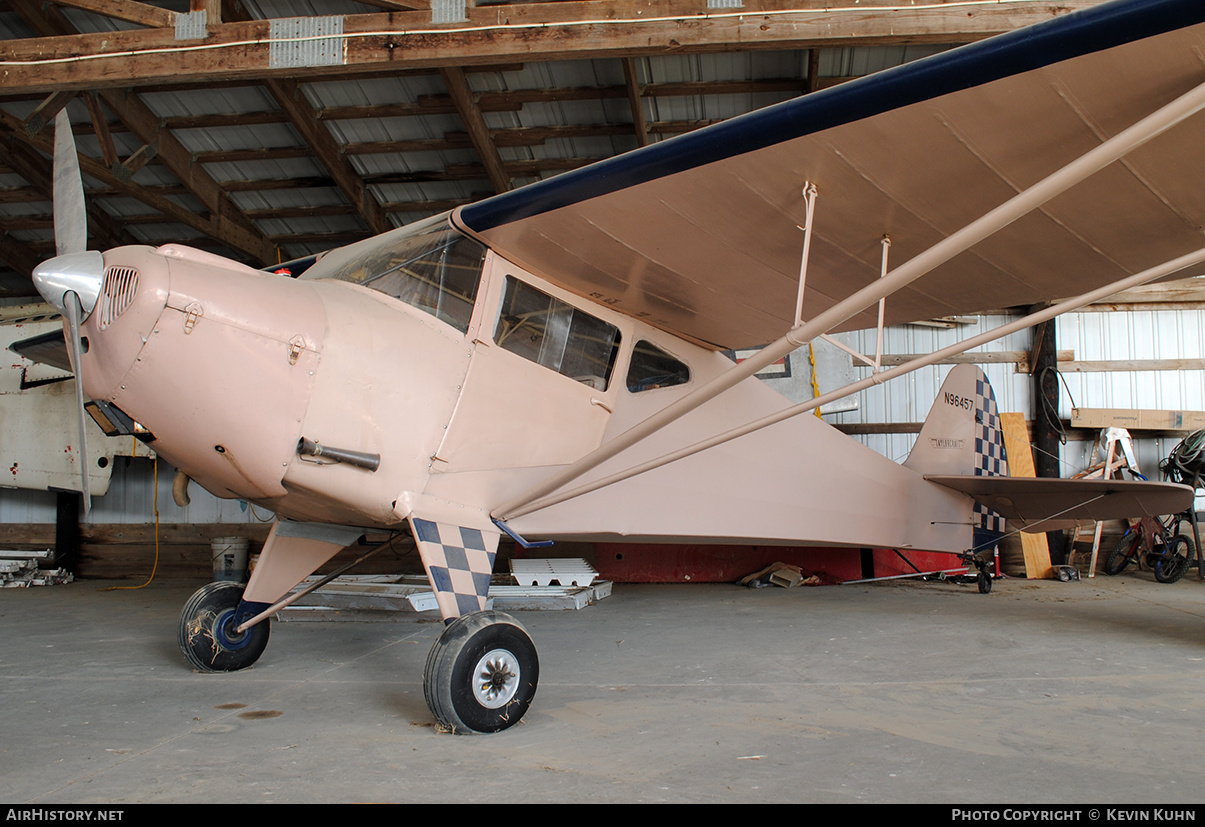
[8,329,71,373]
[455,0,1205,349]
[925,476,1194,533]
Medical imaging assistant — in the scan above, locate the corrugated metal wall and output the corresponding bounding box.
[1056,309,1205,481]
[827,313,1033,464]
[827,308,1205,481]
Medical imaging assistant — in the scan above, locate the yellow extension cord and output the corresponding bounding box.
[807,342,822,419]
[101,453,159,591]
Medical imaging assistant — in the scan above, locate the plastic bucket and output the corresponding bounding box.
[211,536,249,582]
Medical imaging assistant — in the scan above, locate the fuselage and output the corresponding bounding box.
[71,213,976,553]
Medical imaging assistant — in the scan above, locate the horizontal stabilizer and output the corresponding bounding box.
[925,476,1194,533]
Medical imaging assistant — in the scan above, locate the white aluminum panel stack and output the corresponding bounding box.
[1,550,72,587]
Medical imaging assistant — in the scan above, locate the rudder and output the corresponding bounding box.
[904,364,1008,536]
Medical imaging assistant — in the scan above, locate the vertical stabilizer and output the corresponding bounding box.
[905,364,1008,534]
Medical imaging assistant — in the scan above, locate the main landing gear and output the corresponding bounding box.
[178,581,271,672]
[177,583,538,734]
[424,611,539,735]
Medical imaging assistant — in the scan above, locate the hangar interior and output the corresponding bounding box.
[5,0,1205,805]
[0,0,1201,584]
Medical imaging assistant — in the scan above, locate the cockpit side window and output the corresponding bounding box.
[626,340,691,393]
[323,221,485,333]
[494,277,620,390]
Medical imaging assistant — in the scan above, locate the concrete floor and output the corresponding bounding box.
[3,571,1205,804]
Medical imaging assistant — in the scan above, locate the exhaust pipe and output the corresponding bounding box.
[297,437,381,472]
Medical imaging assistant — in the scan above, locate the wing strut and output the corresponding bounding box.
[793,182,818,327]
[873,235,890,373]
[492,76,1205,524]
[500,245,1205,521]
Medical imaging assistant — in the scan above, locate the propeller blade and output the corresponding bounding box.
[62,291,91,517]
[53,108,86,257]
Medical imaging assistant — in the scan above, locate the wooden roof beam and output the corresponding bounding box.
[82,91,119,170]
[0,187,45,204]
[0,134,137,252]
[351,0,431,11]
[188,122,653,164]
[621,58,649,148]
[265,78,394,235]
[15,77,807,135]
[22,90,77,136]
[0,1,1104,95]
[364,155,603,186]
[380,196,481,214]
[93,88,275,263]
[219,0,392,235]
[8,0,277,264]
[441,66,511,194]
[0,232,44,285]
[47,0,177,29]
[0,107,268,262]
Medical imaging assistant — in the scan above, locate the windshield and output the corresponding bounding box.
[304,215,486,333]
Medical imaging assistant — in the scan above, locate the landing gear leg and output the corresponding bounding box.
[423,611,539,734]
[178,581,271,672]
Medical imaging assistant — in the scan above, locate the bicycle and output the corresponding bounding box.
[1104,511,1197,583]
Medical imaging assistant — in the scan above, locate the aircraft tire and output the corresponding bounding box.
[1104,530,1141,576]
[977,572,992,594]
[424,610,538,735]
[178,581,270,672]
[1155,535,1194,585]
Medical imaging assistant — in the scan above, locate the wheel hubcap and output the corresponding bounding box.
[213,608,250,650]
[472,648,520,708]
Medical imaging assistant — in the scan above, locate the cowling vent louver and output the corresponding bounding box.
[99,266,138,330]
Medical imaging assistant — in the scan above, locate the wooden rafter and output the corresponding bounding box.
[0,107,253,254]
[90,86,273,262]
[46,0,177,30]
[0,135,137,272]
[441,66,511,194]
[7,0,277,264]
[184,120,726,165]
[22,90,77,136]
[265,77,393,235]
[16,76,811,132]
[0,233,43,289]
[351,0,431,10]
[219,0,391,236]
[0,0,1116,274]
[621,58,649,148]
[0,1,1101,96]
[82,92,119,170]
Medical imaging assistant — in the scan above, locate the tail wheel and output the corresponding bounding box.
[424,610,539,734]
[1104,530,1141,576]
[178,581,270,672]
[1155,535,1195,584]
